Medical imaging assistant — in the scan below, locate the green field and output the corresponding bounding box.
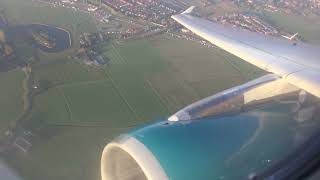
[0,70,24,137]
[0,0,319,180]
[33,60,106,86]
[0,0,97,60]
[262,11,320,45]
[149,36,264,110]
[4,36,260,180]
[6,126,126,180]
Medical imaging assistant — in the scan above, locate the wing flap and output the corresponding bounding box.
[286,69,320,97]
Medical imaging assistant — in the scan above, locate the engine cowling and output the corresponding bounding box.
[101,102,319,180]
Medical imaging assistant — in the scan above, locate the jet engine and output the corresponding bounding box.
[101,102,320,180]
[101,75,319,180]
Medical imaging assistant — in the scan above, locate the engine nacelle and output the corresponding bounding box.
[101,102,318,180]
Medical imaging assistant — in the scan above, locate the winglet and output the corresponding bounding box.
[181,6,195,15]
[281,33,299,41]
[172,6,195,21]
[290,33,298,40]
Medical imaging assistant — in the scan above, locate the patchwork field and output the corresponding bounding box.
[33,60,106,85]
[149,36,264,110]
[4,36,261,180]
[6,126,127,180]
[262,11,320,45]
[0,70,24,138]
[0,0,97,60]
[0,0,319,180]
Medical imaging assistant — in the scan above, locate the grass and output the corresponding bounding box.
[106,40,170,119]
[261,11,320,45]
[24,88,70,130]
[0,0,98,60]
[33,59,106,86]
[0,0,264,179]
[5,126,128,180]
[61,81,134,125]
[5,35,261,180]
[0,70,24,136]
[149,36,264,111]
[2,1,316,179]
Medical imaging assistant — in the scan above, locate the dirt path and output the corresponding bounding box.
[21,66,31,112]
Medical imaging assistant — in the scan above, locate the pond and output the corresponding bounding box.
[28,24,71,53]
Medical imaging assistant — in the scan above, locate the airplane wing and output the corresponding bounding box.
[172,8,320,98]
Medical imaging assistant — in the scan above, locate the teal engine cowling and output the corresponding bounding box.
[101,103,320,180]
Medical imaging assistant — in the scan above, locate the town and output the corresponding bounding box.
[27,0,319,67]
[0,0,320,180]
[212,13,279,36]
[35,0,319,37]
[232,0,320,16]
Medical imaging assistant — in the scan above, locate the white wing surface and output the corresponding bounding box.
[172,11,320,97]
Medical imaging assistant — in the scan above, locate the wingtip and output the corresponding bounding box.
[171,6,195,21]
[182,6,195,15]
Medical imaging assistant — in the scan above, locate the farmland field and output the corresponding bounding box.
[0,0,97,60]
[4,35,261,180]
[149,36,264,111]
[1,0,319,179]
[0,70,24,137]
[32,60,106,86]
[262,11,320,45]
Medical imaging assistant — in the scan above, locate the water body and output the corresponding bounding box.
[28,24,71,53]
[0,160,22,180]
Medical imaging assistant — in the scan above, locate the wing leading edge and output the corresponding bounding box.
[172,11,320,97]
